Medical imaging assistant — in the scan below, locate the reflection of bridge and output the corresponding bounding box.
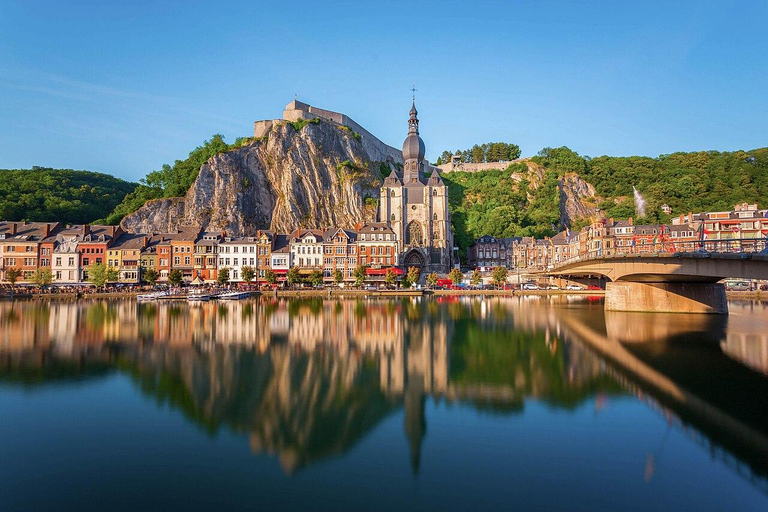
[549,248,768,314]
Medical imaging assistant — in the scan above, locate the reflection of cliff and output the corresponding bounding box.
[118,342,395,474]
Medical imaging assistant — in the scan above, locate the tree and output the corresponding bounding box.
[143,267,159,286]
[5,268,23,287]
[242,266,255,285]
[471,269,482,286]
[492,266,509,288]
[407,266,420,287]
[169,269,183,287]
[334,269,344,286]
[86,263,115,289]
[426,272,438,289]
[353,265,367,287]
[217,267,230,286]
[286,267,301,287]
[471,144,485,164]
[32,267,52,288]
[265,269,277,286]
[384,268,397,288]
[309,270,324,287]
[449,267,463,286]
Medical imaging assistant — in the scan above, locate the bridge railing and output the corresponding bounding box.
[551,237,768,269]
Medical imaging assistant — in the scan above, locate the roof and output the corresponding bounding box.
[290,229,325,243]
[81,225,120,244]
[219,236,260,245]
[358,223,395,236]
[169,226,201,242]
[634,224,663,236]
[323,228,357,242]
[0,221,60,242]
[472,235,501,245]
[271,234,291,253]
[110,234,148,250]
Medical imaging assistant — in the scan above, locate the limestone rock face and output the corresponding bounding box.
[120,120,394,235]
[558,173,598,227]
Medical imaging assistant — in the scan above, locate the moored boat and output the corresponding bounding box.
[216,291,251,300]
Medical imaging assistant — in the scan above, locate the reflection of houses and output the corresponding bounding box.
[721,302,768,375]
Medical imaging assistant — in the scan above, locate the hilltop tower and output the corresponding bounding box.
[379,102,453,274]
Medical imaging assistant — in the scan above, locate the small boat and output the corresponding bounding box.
[216,291,251,300]
[188,292,211,301]
[137,290,170,301]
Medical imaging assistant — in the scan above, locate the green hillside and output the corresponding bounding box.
[444,146,768,255]
[0,167,137,225]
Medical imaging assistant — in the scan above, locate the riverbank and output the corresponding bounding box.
[0,288,761,301]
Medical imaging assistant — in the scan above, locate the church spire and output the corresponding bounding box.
[408,101,419,134]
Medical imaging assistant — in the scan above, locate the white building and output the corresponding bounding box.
[217,236,259,282]
[289,229,325,270]
[52,235,81,284]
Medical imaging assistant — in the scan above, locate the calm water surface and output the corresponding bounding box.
[1,295,768,511]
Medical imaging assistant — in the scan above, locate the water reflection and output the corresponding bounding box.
[1,296,767,489]
[0,297,621,474]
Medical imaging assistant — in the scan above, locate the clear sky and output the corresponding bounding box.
[1,0,766,182]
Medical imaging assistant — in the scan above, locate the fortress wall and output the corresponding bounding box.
[437,159,529,174]
[255,101,405,164]
[254,120,276,138]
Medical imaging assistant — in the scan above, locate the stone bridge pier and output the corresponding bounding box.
[605,281,727,314]
[549,253,768,315]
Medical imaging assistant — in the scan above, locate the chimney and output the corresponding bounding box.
[629,217,634,226]
[42,224,50,237]
[9,223,16,236]
[83,224,90,237]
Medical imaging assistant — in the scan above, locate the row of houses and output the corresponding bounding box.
[468,203,768,271]
[0,221,401,285]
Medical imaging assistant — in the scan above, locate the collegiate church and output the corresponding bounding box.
[379,103,454,273]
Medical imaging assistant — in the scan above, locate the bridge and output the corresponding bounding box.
[547,238,768,314]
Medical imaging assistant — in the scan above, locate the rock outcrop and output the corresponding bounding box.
[558,173,599,227]
[120,119,396,235]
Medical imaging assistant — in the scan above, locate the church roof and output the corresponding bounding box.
[402,101,425,162]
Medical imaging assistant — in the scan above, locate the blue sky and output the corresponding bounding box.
[1,0,766,182]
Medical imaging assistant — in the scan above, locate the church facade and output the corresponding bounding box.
[379,103,453,274]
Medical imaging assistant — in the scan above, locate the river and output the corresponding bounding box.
[1,296,767,511]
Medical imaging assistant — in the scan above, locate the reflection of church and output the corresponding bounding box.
[379,103,453,273]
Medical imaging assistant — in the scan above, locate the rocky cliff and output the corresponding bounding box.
[120,119,395,235]
[558,172,598,227]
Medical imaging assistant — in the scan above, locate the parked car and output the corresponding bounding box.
[547,285,560,290]
[566,284,583,290]
[522,283,539,290]
[587,285,602,290]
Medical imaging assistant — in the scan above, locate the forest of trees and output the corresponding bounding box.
[444,146,768,256]
[437,142,522,165]
[100,134,253,224]
[0,167,136,225]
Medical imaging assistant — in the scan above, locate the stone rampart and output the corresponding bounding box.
[254,101,403,164]
[437,159,529,174]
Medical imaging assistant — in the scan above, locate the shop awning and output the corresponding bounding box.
[365,267,404,276]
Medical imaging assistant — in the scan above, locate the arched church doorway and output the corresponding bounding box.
[403,249,425,271]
